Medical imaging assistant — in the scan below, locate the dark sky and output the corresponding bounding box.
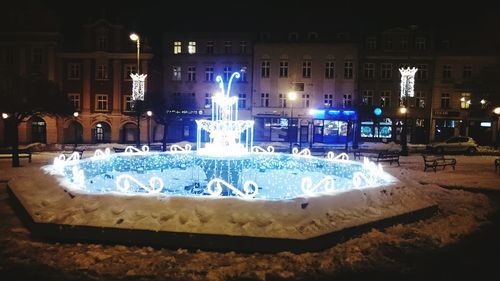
[5,0,498,42]
[8,0,498,30]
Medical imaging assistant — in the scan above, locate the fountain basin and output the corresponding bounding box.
[7,151,437,252]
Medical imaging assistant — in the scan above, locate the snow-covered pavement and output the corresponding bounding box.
[0,149,499,280]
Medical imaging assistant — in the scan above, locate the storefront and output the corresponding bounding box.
[310,109,356,144]
[432,110,461,141]
[163,110,205,142]
[254,116,298,142]
[360,118,393,141]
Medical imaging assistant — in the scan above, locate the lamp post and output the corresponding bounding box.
[494,107,500,149]
[146,110,152,147]
[288,91,297,152]
[399,106,408,154]
[73,111,79,148]
[399,67,418,156]
[129,32,146,148]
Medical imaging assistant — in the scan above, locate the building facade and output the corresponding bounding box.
[252,31,358,146]
[358,26,434,144]
[0,17,154,146]
[162,32,254,142]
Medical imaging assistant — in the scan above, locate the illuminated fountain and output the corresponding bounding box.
[7,70,436,252]
[47,70,394,199]
[196,71,254,156]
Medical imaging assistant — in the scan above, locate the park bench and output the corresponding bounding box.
[63,148,85,159]
[422,154,456,172]
[0,148,32,163]
[368,151,400,166]
[495,157,500,172]
[113,147,126,153]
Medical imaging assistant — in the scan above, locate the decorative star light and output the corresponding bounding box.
[399,67,418,98]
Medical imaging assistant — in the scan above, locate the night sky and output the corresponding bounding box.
[4,0,499,50]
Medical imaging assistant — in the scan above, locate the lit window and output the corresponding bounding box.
[460,93,471,109]
[173,41,182,54]
[96,94,108,111]
[188,41,196,54]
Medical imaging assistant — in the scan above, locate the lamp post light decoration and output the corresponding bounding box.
[73,111,79,148]
[399,67,417,156]
[288,91,297,153]
[146,110,152,147]
[129,33,147,148]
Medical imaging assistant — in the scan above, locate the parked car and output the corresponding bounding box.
[427,136,478,154]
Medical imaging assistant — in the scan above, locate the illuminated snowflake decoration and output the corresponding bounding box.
[195,70,254,156]
[399,67,418,98]
[130,73,147,101]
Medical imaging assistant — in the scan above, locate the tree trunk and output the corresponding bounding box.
[162,122,168,152]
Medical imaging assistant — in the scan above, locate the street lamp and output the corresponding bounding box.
[129,32,147,148]
[288,91,297,152]
[146,110,152,147]
[494,107,500,148]
[73,111,79,148]
[129,33,140,72]
[399,67,418,156]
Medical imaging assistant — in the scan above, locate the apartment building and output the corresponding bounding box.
[162,32,254,141]
[252,31,358,145]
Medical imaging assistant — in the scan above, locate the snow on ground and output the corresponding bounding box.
[0,144,499,280]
